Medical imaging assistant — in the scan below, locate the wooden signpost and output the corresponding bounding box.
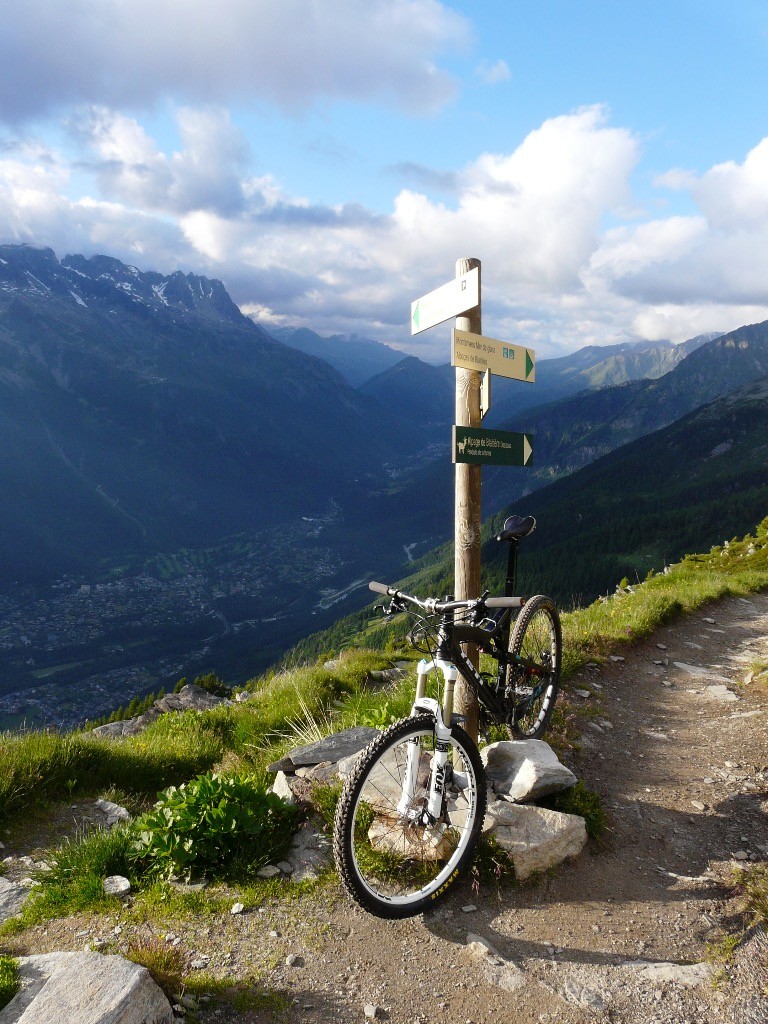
[410,259,535,740]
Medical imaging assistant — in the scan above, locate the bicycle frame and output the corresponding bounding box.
[401,607,553,822]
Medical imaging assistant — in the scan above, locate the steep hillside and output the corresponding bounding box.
[481,334,713,423]
[286,375,768,658]
[358,356,455,437]
[0,244,416,585]
[483,319,768,511]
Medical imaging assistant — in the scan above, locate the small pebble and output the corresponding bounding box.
[461,904,477,913]
[230,902,244,915]
[285,953,302,967]
[364,1005,380,1020]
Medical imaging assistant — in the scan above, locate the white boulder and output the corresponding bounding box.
[483,800,587,880]
[481,739,577,802]
[0,951,173,1024]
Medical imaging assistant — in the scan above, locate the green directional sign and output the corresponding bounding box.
[453,426,533,467]
[452,329,535,382]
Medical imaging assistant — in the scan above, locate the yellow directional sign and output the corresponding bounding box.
[411,267,479,335]
[452,329,535,383]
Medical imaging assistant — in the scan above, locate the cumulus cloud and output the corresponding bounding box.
[0,0,468,122]
[590,136,768,314]
[70,106,251,217]
[5,102,768,358]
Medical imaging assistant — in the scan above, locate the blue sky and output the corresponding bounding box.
[2,0,768,360]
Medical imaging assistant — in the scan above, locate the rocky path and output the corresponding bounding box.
[254,592,768,1024]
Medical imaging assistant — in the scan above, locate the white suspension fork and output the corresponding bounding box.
[397,658,458,820]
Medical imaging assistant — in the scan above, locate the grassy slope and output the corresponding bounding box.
[2,516,768,829]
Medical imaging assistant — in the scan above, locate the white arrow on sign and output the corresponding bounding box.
[523,433,532,466]
[411,267,479,336]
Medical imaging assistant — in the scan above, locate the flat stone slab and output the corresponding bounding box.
[0,877,28,924]
[0,951,173,1024]
[672,662,732,685]
[481,739,577,802]
[627,960,714,987]
[267,726,379,772]
[703,684,739,703]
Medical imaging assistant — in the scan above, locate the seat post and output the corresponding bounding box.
[504,539,519,597]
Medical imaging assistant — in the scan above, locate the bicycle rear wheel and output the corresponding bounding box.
[506,594,561,739]
[333,714,486,919]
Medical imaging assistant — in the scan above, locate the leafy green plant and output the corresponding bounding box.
[734,863,768,929]
[129,772,299,881]
[356,703,397,730]
[0,955,19,1011]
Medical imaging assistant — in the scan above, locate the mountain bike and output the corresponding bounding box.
[333,514,562,918]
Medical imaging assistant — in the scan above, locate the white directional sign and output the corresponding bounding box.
[452,329,535,382]
[411,267,479,335]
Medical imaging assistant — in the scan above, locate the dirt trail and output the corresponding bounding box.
[259,592,768,1024]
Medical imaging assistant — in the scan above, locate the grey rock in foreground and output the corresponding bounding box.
[0,951,173,1024]
[483,800,587,880]
[267,726,379,773]
[481,739,577,802]
[0,877,28,925]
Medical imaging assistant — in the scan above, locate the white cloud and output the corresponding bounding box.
[71,106,251,216]
[475,58,511,84]
[590,136,768,313]
[5,103,768,359]
[0,0,468,123]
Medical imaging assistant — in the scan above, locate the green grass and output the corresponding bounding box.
[0,955,19,1012]
[9,825,136,926]
[1,517,767,935]
[539,781,609,842]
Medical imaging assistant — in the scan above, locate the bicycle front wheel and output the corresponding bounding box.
[507,594,562,739]
[333,714,486,919]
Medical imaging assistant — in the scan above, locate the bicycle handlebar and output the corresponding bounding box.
[368,581,524,612]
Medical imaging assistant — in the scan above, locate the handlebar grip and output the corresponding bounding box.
[485,596,526,608]
[368,581,391,595]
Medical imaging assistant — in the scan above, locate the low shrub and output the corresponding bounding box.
[129,772,300,881]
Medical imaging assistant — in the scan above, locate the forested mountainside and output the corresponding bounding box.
[286,374,768,660]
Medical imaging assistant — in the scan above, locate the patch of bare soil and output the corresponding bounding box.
[4,593,767,1024]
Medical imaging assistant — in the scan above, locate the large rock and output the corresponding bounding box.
[91,684,230,738]
[267,726,379,773]
[0,878,28,924]
[0,951,173,1024]
[481,740,577,802]
[483,800,587,880]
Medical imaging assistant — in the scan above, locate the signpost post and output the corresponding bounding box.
[410,259,535,742]
[452,259,482,742]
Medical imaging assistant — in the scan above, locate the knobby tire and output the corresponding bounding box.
[333,714,487,919]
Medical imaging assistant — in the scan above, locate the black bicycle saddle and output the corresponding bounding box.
[495,514,536,542]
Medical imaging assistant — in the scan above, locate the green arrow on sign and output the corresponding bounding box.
[525,349,534,380]
[412,301,420,331]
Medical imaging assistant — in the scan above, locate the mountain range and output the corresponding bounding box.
[1,241,765,729]
[268,326,403,387]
